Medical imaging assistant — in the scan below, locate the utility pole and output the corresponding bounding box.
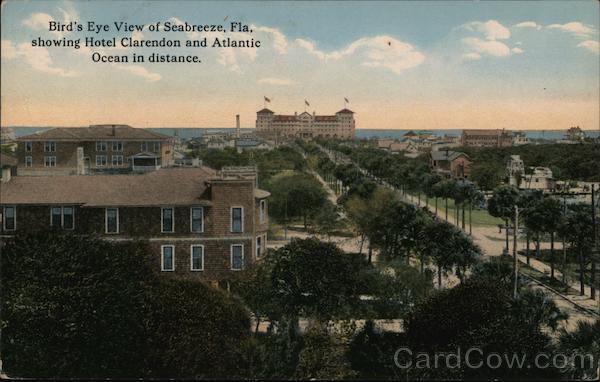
[562,194,567,291]
[591,184,597,300]
[513,205,519,299]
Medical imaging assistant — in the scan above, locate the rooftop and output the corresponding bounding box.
[17,125,171,141]
[0,168,217,207]
[431,150,469,161]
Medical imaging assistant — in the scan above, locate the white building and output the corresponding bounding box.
[520,167,555,191]
[256,108,355,139]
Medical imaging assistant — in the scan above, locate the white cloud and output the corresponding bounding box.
[462,37,511,57]
[251,25,288,54]
[577,40,600,54]
[462,20,511,40]
[462,52,481,61]
[22,12,55,30]
[296,35,425,74]
[257,77,296,86]
[513,21,542,30]
[460,20,524,60]
[1,39,18,59]
[1,39,77,77]
[546,22,596,37]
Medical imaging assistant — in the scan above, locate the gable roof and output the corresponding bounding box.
[431,150,470,162]
[335,108,354,114]
[257,108,275,114]
[17,125,170,141]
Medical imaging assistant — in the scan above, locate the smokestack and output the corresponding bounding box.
[236,114,240,138]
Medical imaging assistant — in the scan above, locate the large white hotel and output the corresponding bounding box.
[255,108,355,139]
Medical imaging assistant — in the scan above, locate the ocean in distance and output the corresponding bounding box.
[7,127,600,141]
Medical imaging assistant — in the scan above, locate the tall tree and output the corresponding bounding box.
[488,185,522,255]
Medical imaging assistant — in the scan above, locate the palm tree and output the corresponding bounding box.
[561,203,594,296]
[558,320,600,380]
[537,197,564,280]
[488,185,522,255]
[424,221,460,288]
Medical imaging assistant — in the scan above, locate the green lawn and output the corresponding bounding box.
[406,194,503,228]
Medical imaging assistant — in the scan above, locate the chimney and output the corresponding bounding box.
[76,147,85,175]
[236,114,240,139]
[1,166,11,183]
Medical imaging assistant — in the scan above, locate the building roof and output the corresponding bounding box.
[431,150,470,161]
[17,125,170,141]
[462,129,511,136]
[336,108,354,114]
[1,153,17,167]
[257,108,275,114]
[0,168,219,207]
[236,139,265,147]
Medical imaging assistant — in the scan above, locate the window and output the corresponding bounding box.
[256,236,262,257]
[112,141,123,151]
[259,200,267,223]
[96,155,107,167]
[96,141,107,151]
[112,155,123,166]
[105,208,119,234]
[44,156,56,167]
[190,207,204,233]
[141,142,148,151]
[161,207,174,233]
[44,141,56,152]
[3,206,16,230]
[25,156,32,167]
[231,207,243,233]
[190,245,204,271]
[25,141,32,152]
[51,207,62,227]
[231,244,244,270]
[50,206,74,229]
[63,207,74,229]
[161,245,175,271]
[153,142,161,152]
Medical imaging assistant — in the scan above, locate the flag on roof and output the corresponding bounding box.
[305,99,310,106]
[344,97,349,103]
[264,96,271,103]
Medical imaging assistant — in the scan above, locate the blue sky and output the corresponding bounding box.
[1,0,599,129]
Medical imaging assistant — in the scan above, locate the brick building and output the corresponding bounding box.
[256,108,355,139]
[16,125,174,176]
[461,129,513,147]
[0,167,269,286]
[430,150,472,179]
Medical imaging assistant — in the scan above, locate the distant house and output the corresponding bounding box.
[506,155,525,187]
[430,150,471,179]
[377,138,395,150]
[235,138,270,153]
[512,131,529,146]
[461,129,513,147]
[520,167,555,191]
[389,141,420,157]
[565,126,585,142]
[16,125,173,176]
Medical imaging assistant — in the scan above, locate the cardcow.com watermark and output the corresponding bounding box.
[394,347,599,371]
